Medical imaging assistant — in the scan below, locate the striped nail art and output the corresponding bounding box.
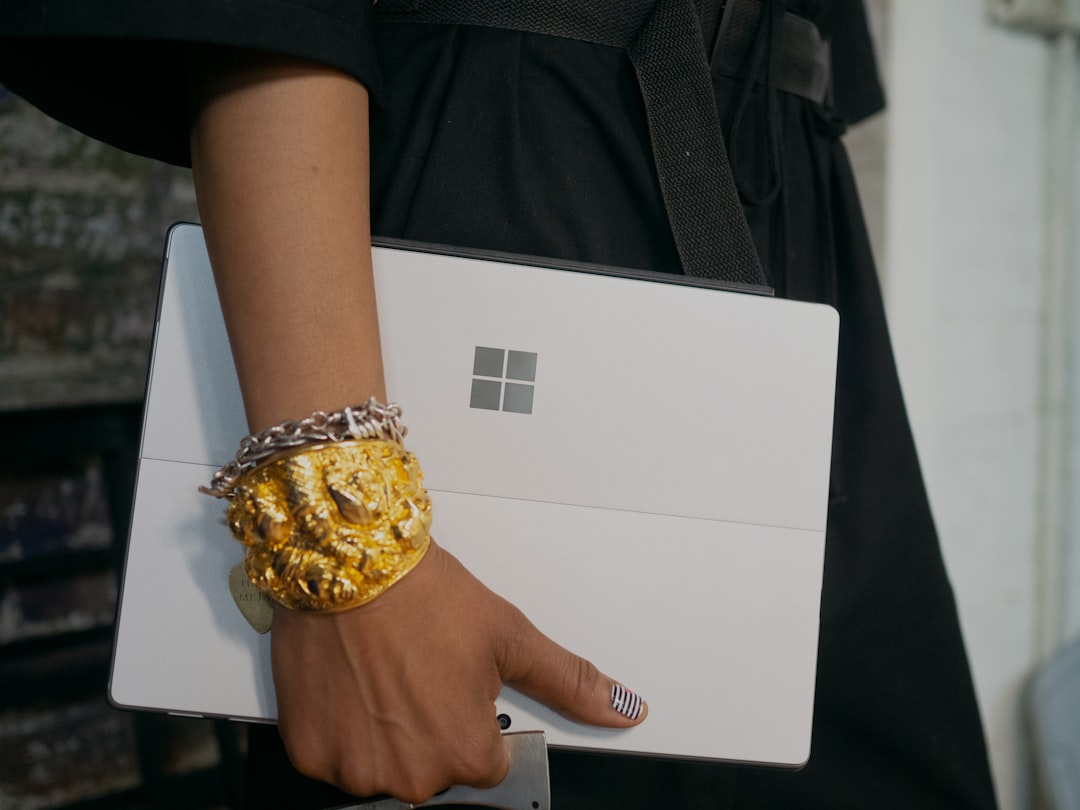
[611,683,644,720]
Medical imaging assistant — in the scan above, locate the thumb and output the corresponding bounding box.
[495,604,648,728]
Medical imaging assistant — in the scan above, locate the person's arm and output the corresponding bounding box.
[188,49,647,803]
[188,49,384,426]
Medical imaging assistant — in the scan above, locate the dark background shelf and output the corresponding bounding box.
[1,403,245,810]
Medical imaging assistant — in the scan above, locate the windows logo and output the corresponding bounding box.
[470,346,537,414]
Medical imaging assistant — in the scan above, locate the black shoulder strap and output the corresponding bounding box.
[375,0,770,289]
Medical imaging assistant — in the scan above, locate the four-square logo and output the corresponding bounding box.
[470,346,537,414]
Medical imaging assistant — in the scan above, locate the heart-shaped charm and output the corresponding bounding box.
[229,563,273,634]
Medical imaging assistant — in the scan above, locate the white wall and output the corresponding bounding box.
[883,3,1080,808]
[1063,38,1080,647]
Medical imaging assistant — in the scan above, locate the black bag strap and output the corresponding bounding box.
[375,0,771,289]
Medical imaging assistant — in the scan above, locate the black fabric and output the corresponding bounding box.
[817,0,887,123]
[771,0,886,125]
[712,1,832,107]
[0,0,382,166]
[0,0,885,162]
[628,0,767,284]
[374,0,769,286]
[0,2,997,808]
[354,26,997,808]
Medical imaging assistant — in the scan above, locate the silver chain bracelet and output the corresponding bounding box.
[200,398,407,499]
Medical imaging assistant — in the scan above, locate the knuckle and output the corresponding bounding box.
[283,743,326,783]
[461,763,505,789]
[333,763,384,801]
[453,729,507,787]
[394,774,442,805]
[492,601,533,669]
[279,726,319,779]
[455,755,501,788]
[568,655,602,703]
[282,735,376,798]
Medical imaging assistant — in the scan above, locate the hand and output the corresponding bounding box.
[270,541,647,803]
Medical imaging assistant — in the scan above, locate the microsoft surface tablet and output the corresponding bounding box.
[110,223,838,767]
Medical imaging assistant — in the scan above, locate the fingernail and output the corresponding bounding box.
[611,683,644,721]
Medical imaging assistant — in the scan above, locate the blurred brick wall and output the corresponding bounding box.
[0,88,234,809]
[0,89,199,411]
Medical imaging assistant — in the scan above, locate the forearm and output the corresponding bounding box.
[188,49,384,433]
[185,48,644,805]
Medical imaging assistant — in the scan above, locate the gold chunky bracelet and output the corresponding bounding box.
[222,439,432,612]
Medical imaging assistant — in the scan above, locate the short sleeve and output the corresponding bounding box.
[0,0,381,166]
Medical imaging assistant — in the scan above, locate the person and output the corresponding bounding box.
[0,1,1000,807]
